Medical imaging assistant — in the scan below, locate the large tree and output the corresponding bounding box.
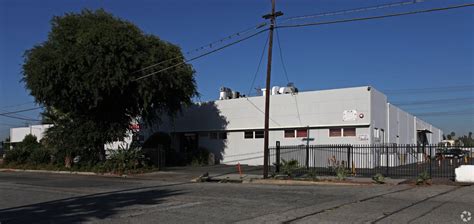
[22,9,197,160]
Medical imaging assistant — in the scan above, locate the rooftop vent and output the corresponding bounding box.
[219,87,241,100]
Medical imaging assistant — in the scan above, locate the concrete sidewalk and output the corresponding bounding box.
[136,164,263,182]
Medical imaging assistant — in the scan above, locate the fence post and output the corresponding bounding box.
[276,141,280,173]
[305,141,309,170]
[429,145,432,178]
[347,145,351,171]
[385,145,389,177]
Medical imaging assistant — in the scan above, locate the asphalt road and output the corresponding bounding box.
[0,171,473,224]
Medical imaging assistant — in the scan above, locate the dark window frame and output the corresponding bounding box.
[284,129,296,138]
[254,131,264,139]
[244,131,254,139]
[343,128,356,137]
[296,129,308,138]
[329,128,342,137]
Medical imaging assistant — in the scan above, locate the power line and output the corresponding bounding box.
[274,25,302,126]
[134,28,269,81]
[276,3,474,29]
[0,101,36,110]
[0,114,41,122]
[0,106,43,116]
[134,22,268,75]
[248,33,270,96]
[281,0,421,23]
[245,98,281,126]
[0,109,38,121]
[275,25,290,84]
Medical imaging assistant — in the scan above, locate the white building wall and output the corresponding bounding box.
[144,86,443,166]
[200,127,371,166]
[407,113,416,144]
[10,124,53,143]
[168,86,371,132]
[370,88,388,144]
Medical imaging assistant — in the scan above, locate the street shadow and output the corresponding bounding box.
[0,185,184,223]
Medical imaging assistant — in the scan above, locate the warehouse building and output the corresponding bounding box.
[145,86,443,166]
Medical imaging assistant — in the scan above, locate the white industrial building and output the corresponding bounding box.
[146,86,443,166]
[9,124,53,143]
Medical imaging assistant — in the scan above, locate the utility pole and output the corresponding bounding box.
[262,0,283,178]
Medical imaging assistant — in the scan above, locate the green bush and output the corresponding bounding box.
[328,157,349,180]
[28,147,52,165]
[416,170,431,185]
[105,146,146,175]
[305,170,319,181]
[17,134,41,150]
[372,173,385,184]
[190,147,210,166]
[281,159,299,178]
[4,148,30,164]
[4,134,45,165]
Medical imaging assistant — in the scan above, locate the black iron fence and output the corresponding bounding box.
[142,147,166,170]
[269,142,474,179]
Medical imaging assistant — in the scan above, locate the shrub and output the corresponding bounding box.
[28,147,52,165]
[4,134,44,165]
[4,148,30,164]
[105,145,146,175]
[328,156,349,180]
[306,170,319,181]
[372,173,385,184]
[281,159,299,178]
[416,170,431,185]
[17,134,41,150]
[190,147,210,166]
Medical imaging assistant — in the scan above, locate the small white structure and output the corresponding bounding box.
[455,165,474,183]
[145,86,443,166]
[10,124,53,143]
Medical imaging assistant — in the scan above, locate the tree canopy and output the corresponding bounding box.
[22,9,197,160]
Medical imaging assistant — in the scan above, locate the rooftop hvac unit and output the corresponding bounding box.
[271,86,280,95]
[219,87,232,100]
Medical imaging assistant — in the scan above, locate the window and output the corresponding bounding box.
[244,131,253,139]
[219,132,227,140]
[329,128,342,137]
[296,129,308,138]
[199,132,208,138]
[255,131,264,138]
[210,132,218,139]
[343,128,356,137]
[284,129,295,138]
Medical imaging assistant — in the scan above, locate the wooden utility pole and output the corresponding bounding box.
[262,0,283,178]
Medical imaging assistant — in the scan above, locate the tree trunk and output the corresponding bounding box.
[98,144,106,162]
[64,155,72,168]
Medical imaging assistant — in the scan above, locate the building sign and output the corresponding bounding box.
[343,110,358,121]
[359,135,369,141]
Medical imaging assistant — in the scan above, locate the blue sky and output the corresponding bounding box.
[0,0,473,140]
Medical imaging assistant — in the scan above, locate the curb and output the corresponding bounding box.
[244,179,371,186]
[0,168,126,177]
